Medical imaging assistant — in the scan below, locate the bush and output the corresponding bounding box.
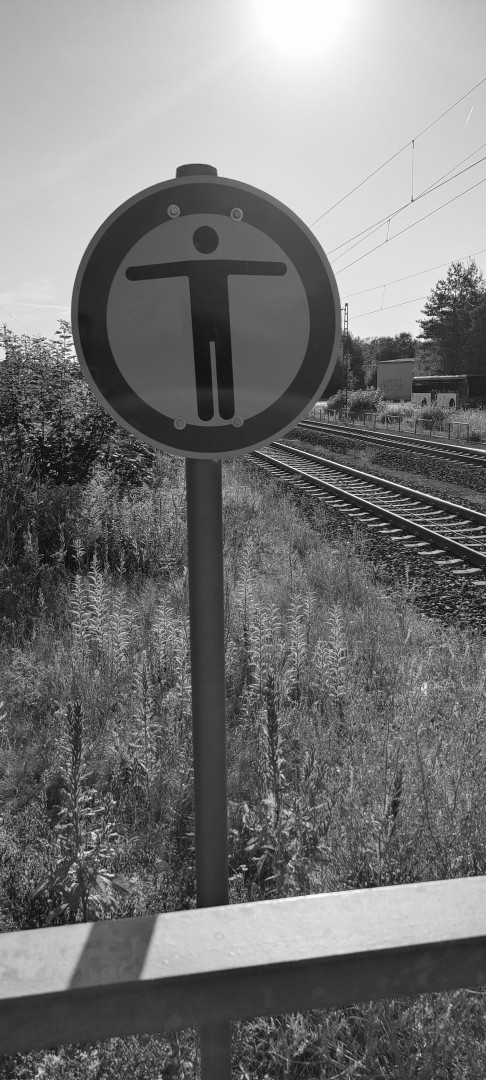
[326,389,346,412]
[417,404,447,425]
[327,388,383,415]
[376,401,416,420]
[348,388,383,417]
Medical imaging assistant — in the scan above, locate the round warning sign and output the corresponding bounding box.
[72,168,341,458]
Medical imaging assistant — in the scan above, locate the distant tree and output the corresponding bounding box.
[53,318,76,363]
[328,332,366,396]
[325,354,344,398]
[347,332,366,389]
[417,260,486,374]
[414,340,444,376]
[470,295,486,374]
[392,331,416,358]
[375,332,416,365]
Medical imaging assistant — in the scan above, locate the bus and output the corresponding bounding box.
[411,374,486,410]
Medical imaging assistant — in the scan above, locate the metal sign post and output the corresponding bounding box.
[71,161,340,1080]
[185,458,228,909]
[185,454,231,1077]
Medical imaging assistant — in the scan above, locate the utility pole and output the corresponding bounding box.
[342,302,349,412]
[1,324,9,363]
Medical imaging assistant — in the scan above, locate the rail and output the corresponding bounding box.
[1,877,486,1061]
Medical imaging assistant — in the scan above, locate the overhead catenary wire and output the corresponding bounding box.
[350,295,429,320]
[329,150,486,260]
[0,306,34,334]
[420,139,486,196]
[310,73,486,227]
[343,246,486,299]
[335,174,486,274]
[329,211,403,259]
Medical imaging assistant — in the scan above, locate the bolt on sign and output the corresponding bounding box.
[72,168,341,458]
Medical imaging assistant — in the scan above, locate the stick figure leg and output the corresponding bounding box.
[214,322,235,420]
[193,338,214,421]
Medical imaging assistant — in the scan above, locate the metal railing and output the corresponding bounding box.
[448,421,469,441]
[307,410,475,444]
[1,877,486,1065]
[414,418,435,436]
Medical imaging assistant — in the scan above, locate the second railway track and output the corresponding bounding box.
[298,418,486,471]
[251,441,486,629]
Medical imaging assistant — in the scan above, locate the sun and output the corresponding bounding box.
[254,0,350,56]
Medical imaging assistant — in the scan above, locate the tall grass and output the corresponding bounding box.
[1,452,486,1076]
[33,700,128,924]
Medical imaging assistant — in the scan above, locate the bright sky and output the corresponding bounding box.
[1,0,486,345]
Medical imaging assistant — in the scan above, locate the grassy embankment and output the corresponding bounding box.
[1,449,486,1078]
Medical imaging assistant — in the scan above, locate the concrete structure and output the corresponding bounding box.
[1,878,486,1057]
[376,358,415,401]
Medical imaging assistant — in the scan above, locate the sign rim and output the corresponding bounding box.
[72,175,341,459]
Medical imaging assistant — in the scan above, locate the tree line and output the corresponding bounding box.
[327,258,486,396]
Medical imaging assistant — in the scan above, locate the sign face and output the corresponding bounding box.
[72,172,341,458]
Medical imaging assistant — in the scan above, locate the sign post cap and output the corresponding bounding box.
[176,163,218,177]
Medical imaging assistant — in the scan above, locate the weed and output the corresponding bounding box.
[2,445,486,1076]
[34,701,130,923]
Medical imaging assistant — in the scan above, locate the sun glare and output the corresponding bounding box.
[254,0,350,56]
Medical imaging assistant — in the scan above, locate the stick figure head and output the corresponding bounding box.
[193,226,219,253]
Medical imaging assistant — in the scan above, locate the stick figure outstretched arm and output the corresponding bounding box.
[126,260,288,280]
[225,262,287,277]
[126,263,191,280]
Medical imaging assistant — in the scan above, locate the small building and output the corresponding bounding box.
[376,358,415,402]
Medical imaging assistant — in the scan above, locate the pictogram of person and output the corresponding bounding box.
[126,225,287,421]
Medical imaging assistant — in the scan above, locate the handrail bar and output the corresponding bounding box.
[1,876,486,1055]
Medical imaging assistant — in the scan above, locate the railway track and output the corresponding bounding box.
[252,441,486,586]
[297,418,486,470]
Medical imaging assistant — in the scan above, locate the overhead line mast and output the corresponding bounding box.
[340,302,349,408]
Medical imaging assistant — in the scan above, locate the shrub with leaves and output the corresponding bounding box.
[327,387,383,415]
[69,551,132,679]
[240,670,336,899]
[312,602,348,718]
[35,701,130,923]
[282,595,314,704]
[416,402,447,425]
[0,321,113,486]
[126,649,160,829]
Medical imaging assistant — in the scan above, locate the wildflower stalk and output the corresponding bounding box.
[35,701,128,922]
